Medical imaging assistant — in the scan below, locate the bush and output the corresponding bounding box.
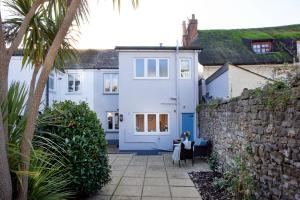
[208,151,219,172]
[37,100,111,196]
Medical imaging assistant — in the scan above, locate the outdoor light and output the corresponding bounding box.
[120,114,123,122]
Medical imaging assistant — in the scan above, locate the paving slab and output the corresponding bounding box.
[142,186,171,197]
[168,178,195,187]
[112,165,128,171]
[170,186,201,198]
[112,170,125,177]
[120,177,144,186]
[114,185,143,197]
[142,197,171,200]
[111,196,141,200]
[109,176,122,185]
[99,184,118,196]
[124,168,145,177]
[144,177,168,186]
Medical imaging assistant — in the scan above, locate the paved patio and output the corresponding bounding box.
[89,153,210,200]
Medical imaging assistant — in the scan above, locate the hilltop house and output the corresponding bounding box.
[9,46,201,151]
[182,15,300,99]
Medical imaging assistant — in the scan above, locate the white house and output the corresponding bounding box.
[116,46,200,151]
[205,63,273,99]
[9,46,201,151]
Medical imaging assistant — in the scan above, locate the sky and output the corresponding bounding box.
[75,0,300,49]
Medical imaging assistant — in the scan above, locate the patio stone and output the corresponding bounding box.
[170,187,200,198]
[113,160,131,166]
[142,197,171,200]
[109,176,122,185]
[99,184,118,196]
[145,170,167,178]
[111,164,128,171]
[114,185,143,197]
[120,177,144,186]
[144,177,168,186]
[111,196,140,200]
[142,186,171,197]
[124,168,145,177]
[112,170,125,177]
[168,178,194,187]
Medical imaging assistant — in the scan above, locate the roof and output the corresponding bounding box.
[66,49,118,69]
[115,46,202,51]
[206,63,273,84]
[193,24,300,66]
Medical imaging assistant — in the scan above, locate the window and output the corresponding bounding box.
[104,74,118,94]
[107,112,119,131]
[135,58,169,78]
[49,73,54,90]
[134,113,169,134]
[180,59,191,79]
[252,42,272,54]
[297,41,300,57]
[68,74,80,92]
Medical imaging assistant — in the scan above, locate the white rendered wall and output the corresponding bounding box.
[206,71,229,99]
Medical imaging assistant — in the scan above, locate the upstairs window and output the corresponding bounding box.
[68,74,80,92]
[104,73,118,94]
[252,41,272,54]
[134,58,169,79]
[48,73,54,90]
[180,59,191,79]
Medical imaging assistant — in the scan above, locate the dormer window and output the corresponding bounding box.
[252,41,272,54]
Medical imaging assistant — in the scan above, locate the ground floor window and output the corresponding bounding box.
[107,112,119,131]
[134,113,169,134]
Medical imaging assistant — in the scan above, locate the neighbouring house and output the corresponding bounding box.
[182,14,300,98]
[206,63,273,99]
[9,46,201,151]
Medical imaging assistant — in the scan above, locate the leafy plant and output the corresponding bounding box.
[4,82,73,199]
[208,151,219,172]
[213,156,255,200]
[37,100,111,196]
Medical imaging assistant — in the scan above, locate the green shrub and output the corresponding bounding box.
[213,156,255,200]
[37,100,111,196]
[208,151,219,172]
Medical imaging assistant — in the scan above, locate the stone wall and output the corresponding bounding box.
[198,75,300,199]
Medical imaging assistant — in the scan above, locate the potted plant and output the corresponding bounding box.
[183,131,191,141]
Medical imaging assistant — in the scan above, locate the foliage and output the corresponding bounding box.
[249,79,291,109]
[208,151,219,172]
[213,156,255,200]
[37,100,111,195]
[3,82,73,199]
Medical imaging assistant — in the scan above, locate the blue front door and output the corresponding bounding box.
[182,113,194,141]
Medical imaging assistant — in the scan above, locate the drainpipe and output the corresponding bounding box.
[175,41,180,138]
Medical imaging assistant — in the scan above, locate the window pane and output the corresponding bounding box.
[159,114,168,132]
[136,114,144,132]
[159,59,168,77]
[148,114,156,132]
[147,59,156,77]
[75,75,80,91]
[104,74,111,93]
[180,60,190,78]
[112,74,118,93]
[136,59,144,77]
[115,113,119,130]
[107,112,113,130]
[68,75,74,92]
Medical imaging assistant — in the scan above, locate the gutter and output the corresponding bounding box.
[175,41,180,139]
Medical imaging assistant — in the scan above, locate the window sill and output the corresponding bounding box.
[134,132,170,136]
[133,77,170,80]
[103,93,119,95]
[106,130,119,133]
[65,92,82,95]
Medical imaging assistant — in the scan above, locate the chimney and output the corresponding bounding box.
[182,14,198,47]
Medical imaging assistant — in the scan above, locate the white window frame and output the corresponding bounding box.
[106,111,119,132]
[67,73,81,93]
[179,58,192,79]
[49,73,55,91]
[134,113,169,135]
[103,73,119,94]
[134,58,169,79]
